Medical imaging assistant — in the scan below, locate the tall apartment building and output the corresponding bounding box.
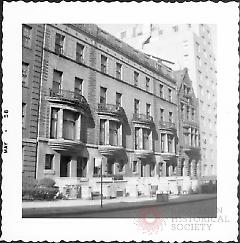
[22,24,44,179]
[118,24,217,177]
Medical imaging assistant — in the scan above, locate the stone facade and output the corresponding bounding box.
[22,24,44,179]
[23,24,201,198]
[174,68,201,179]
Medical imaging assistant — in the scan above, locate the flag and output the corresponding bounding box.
[142,35,151,49]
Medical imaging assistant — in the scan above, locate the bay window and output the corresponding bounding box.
[50,108,58,138]
[99,119,105,145]
[143,128,150,150]
[109,121,118,146]
[63,110,76,140]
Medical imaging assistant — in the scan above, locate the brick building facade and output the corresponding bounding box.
[22,24,201,198]
[22,24,44,179]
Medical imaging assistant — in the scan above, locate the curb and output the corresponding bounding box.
[22,194,217,217]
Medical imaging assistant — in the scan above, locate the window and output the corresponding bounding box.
[167,134,173,153]
[63,110,77,140]
[186,106,190,120]
[160,133,165,152]
[22,103,26,128]
[100,87,107,104]
[198,70,202,82]
[181,103,184,120]
[52,70,62,93]
[101,55,107,73]
[99,119,105,145]
[160,108,164,122]
[172,25,179,32]
[50,108,58,138]
[191,108,195,120]
[134,71,139,86]
[76,43,84,63]
[146,77,150,91]
[74,77,83,97]
[146,103,151,117]
[22,25,32,48]
[132,161,137,172]
[196,42,200,52]
[45,154,53,170]
[116,63,122,79]
[116,92,122,107]
[135,127,140,150]
[196,56,201,66]
[55,33,65,55]
[109,121,118,146]
[22,62,29,86]
[168,88,172,102]
[169,111,173,123]
[159,84,164,98]
[134,99,139,114]
[203,164,208,176]
[143,128,150,150]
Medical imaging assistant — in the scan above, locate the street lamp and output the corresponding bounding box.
[100,158,103,208]
[95,156,103,208]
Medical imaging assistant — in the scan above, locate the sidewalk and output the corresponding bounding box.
[22,193,217,217]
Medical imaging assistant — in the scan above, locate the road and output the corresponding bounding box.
[23,198,217,218]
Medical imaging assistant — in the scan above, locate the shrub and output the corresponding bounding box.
[32,187,59,200]
[22,176,37,200]
[37,177,56,188]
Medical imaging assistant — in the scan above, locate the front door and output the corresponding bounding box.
[60,155,71,177]
[77,157,87,177]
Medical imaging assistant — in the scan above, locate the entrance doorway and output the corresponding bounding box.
[60,155,71,177]
[77,157,87,177]
[140,163,144,177]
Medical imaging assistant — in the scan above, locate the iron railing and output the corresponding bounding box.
[159,121,176,129]
[98,103,124,114]
[182,119,199,127]
[132,113,153,123]
[49,89,87,104]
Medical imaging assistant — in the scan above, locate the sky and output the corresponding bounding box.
[98,24,217,55]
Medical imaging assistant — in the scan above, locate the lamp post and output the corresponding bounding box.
[100,159,103,208]
[95,156,103,208]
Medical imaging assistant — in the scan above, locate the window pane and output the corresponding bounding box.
[52,70,62,93]
[45,154,53,170]
[50,108,58,138]
[100,87,106,104]
[22,62,29,86]
[116,92,122,106]
[99,120,105,145]
[109,121,118,146]
[75,78,83,96]
[76,43,84,62]
[143,129,149,150]
[63,110,76,140]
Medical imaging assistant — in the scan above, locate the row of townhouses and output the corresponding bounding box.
[22,24,203,198]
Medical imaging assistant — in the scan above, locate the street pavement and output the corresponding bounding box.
[22,193,217,218]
